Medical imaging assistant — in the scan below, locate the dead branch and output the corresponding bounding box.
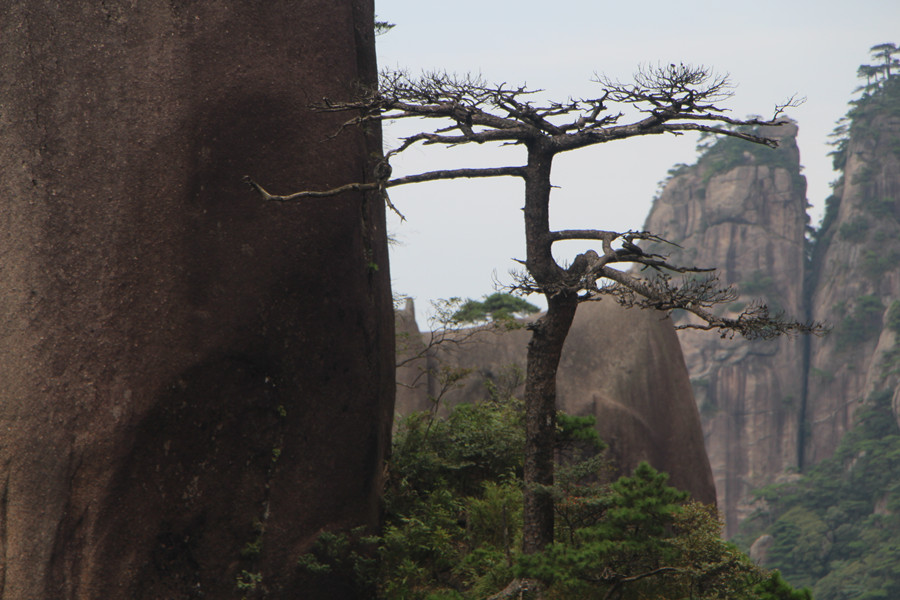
[597,268,825,339]
[386,166,526,187]
[242,176,380,202]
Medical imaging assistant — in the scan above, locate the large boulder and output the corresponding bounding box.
[396,300,717,505]
[0,2,392,598]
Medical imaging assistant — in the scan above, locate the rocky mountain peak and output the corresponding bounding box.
[642,73,900,536]
[643,120,809,535]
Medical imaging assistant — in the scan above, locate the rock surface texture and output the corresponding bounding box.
[0,2,392,598]
[395,300,718,506]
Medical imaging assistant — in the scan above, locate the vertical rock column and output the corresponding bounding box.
[806,108,900,464]
[643,123,809,535]
[0,1,393,598]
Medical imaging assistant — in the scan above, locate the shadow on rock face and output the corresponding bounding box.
[98,354,283,599]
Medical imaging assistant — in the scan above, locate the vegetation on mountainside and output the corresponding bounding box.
[738,389,900,600]
[834,295,884,350]
[695,123,803,189]
[828,43,900,173]
[806,41,900,384]
[298,379,810,599]
[650,121,803,208]
[809,43,900,273]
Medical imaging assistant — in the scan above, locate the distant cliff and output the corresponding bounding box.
[642,73,900,535]
[643,122,810,534]
[806,77,900,466]
[737,66,900,600]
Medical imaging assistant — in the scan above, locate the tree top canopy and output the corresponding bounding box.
[246,63,819,342]
[324,64,801,162]
[451,292,540,324]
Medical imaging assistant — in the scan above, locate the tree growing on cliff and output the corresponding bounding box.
[868,42,898,80]
[246,64,821,561]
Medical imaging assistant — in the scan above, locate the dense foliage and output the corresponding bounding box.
[298,383,810,599]
[738,389,900,600]
[695,124,802,189]
[834,295,884,350]
[451,293,540,324]
[828,43,900,173]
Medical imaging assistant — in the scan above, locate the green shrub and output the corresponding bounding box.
[452,293,539,324]
[741,389,900,599]
[860,195,896,219]
[298,383,812,599]
[696,125,800,189]
[741,271,777,296]
[839,216,870,242]
[518,480,796,600]
[887,301,900,333]
[861,248,900,277]
[851,164,875,187]
[836,295,884,349]
[810,367,835,383]
[379,397,808,599]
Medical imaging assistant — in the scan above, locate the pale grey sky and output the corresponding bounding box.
[375,0,899,324]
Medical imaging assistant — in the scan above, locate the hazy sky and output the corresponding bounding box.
[375,0,900,324]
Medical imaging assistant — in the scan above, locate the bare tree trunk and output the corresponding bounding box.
[521,142,576,553]
[522,292,578,554]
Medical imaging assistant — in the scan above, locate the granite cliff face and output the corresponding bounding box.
[395,300,718,506]
[806,84,900,464]
[0,3,392,598]
[643,82,900,536]
[643,123,810,534]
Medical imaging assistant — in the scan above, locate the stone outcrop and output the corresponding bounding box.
[642,123,810,534]
[0,2,392,599]
[395,300,718,506]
